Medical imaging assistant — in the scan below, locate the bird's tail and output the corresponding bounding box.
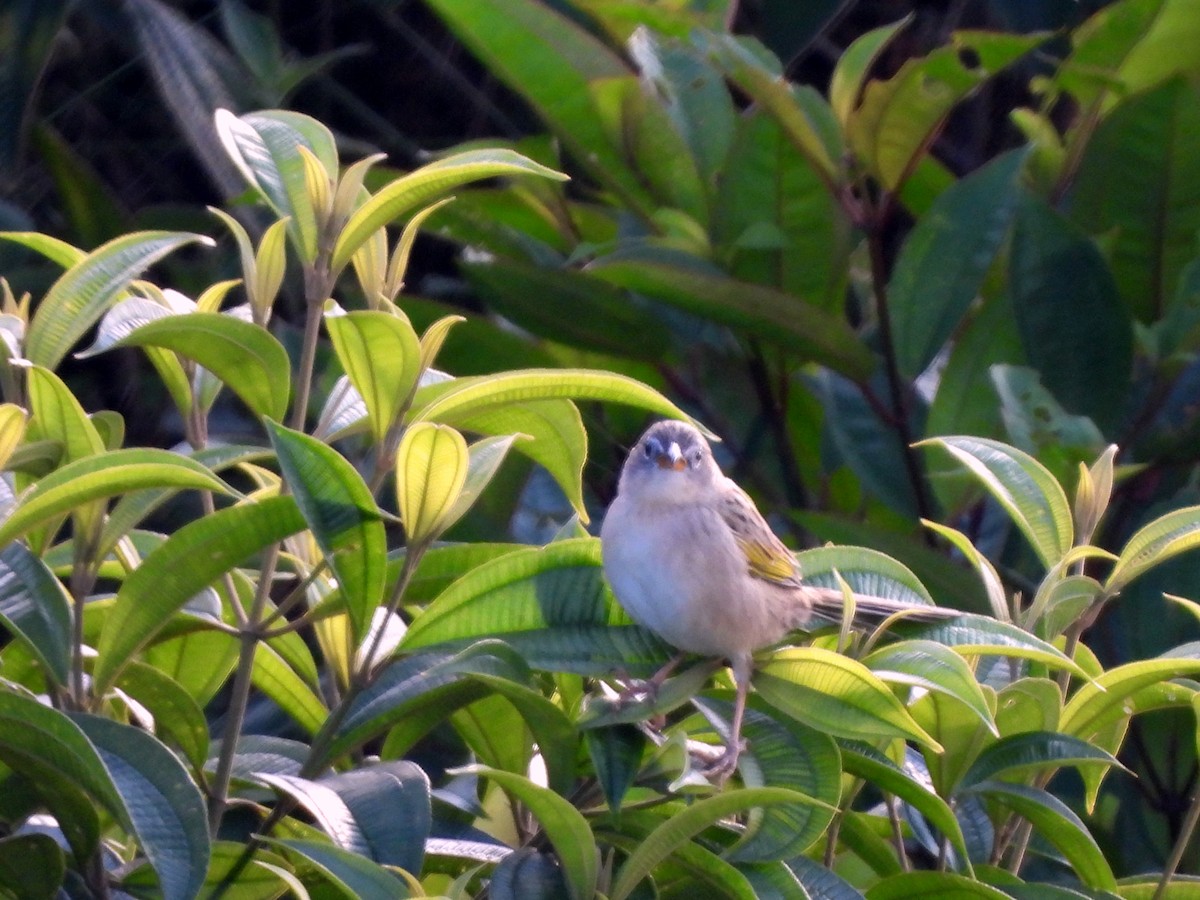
[800,586,962,628]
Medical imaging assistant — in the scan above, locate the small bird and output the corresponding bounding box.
[601,419,957,777]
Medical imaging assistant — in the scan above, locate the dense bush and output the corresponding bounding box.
[2,0,1200,896]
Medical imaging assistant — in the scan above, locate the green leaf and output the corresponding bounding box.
[321,643,531,765]
[849,31,1043,190]
[830,16,911,127]
[839,741,972,869]
[94,495,307,692]
[963,780,1116,890]
[322,763,431,873]
[866,871,1013,899]
[700,33,841,186]
[324,309,421,443]
[1107,504,1200,592]
[904,613,1088,677]
[71,714,209,900]
[251,641,329,736]
[863,639,997,733]
[0,448,233,549]
[267,420,385,642]
[713,109,850,311]
[461,260,671,360]
[584,725,645,820]
[115,662,210,773]
[794,544,935,607]
[22,230,212,370]
[959,731,1121,787]
[332,149,568,274]
[395,422,469,544]
[399,538,672,673]
[0,231,84,270]
[0,690,123,858]
[1061,656,1200,741]
[215,109,330,262]
[704,700,840,862]
[609,787,813,900]
[756,647,941,749]
[890,149,1028,378]
[110,311,291,420]
[467,766,597,900]
[421,0,652,217]
[0,833,64,900]
[0,543,71,686]
[919,436,1073,568]
[25,365,105,464]
[1009,193,1132,433]
[588,249,874,379]
[264,838,408,899]
[1070,78,1200,321]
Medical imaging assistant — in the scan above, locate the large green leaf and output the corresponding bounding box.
[264,838,408,899]
[467,766,597,900]
[0,833,63,900]
[0,231,84,270]
[267,421,385,642]
[609,787,815,900]
[251,641,329,736]
[890,148,1028,378]
[862,639,997,732]
[110,311,291,420]
[0,448,233,549]
[21,230,211,370]
[701,699,840,863]
[1070,78,1200,320]
[324,309,421,443]
[866,871,1012,899]
[713,109,849,311]
[71,714,209,900]
[421,0,652,216]
[25,365,104,465]
[332,149,567,274]
[1061,656,1200,741]
[1107,504,1200,591]
[588,248,874,378]
[115,662,210,773]
[903,613,1088,677]
[318,763,430,874]
[215,109,331,262]
[461,260,672,360]
[0,542,71,686]
[94,495,307,692]
[1009,193,1132,433]
[959,731,1121,787]
[756,647,941,749]
[964,780,1116,890]
[839,742,972,870]
[920,436,1073,568]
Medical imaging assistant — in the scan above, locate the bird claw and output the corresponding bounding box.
[694,738,747,785]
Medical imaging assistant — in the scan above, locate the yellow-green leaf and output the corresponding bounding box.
[396,423,469,544]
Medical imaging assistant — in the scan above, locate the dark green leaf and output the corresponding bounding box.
[267,420,385,642]
[266,838,409,899]
[71,714,209,900]
[0,832,63,900]
[0,542,71,686]
[890,149,1028,378]
[1009,193,1132,433]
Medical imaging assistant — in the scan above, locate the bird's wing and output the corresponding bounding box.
[716,479,804,588]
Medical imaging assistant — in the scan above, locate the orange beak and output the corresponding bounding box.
[655,442,687,471]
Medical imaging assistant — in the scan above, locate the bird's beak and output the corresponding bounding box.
[656,441,687,471]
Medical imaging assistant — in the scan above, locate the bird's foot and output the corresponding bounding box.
[694,738,747,785]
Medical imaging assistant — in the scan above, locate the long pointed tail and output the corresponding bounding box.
[799,586,962,627]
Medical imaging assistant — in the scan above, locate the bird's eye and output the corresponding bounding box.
[642,441,654,459]
[689,449,703,466]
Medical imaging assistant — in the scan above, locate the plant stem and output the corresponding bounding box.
[207,542,282,833]
[1154,782,1200,900]
[864,200,937,531]
[292,270,330,431]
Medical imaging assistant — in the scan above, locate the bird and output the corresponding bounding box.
[600,419,958,778]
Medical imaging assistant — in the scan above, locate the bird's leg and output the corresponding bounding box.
[617,652,687,705]
[705,655,750,782]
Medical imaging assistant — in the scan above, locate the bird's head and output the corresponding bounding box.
[617,420,721,503]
